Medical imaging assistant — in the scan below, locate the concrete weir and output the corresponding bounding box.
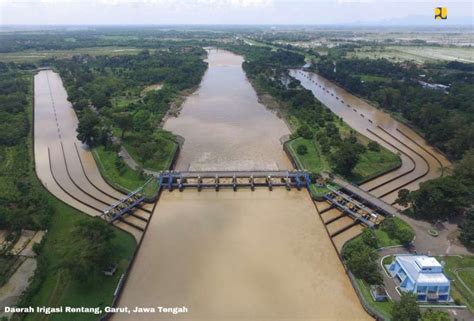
[113,49,372,320]
[158,170,311,191]
[33,69,151,241]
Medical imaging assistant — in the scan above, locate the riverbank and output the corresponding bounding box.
[114,49,371,320]
[245,66,401,186]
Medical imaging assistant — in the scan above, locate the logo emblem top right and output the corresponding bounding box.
[435,7,447,20]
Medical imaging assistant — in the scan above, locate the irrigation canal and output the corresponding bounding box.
[32,49,452,320]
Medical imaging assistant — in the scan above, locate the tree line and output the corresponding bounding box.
[54,47,207,170]
[234,45,389,178]
[0,66,52,231]
[316,56,474,161]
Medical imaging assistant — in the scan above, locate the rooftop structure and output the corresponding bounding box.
[387,255,451,302]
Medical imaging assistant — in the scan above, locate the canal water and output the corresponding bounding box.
[115,50,371,320]
[34,70,150,241]
[290,70,451,205]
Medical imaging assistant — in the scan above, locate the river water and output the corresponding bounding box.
[290,70,451,204]
[115,50,371,320]
[165,49,292,171]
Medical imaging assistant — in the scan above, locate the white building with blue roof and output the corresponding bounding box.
[387,255,451,302]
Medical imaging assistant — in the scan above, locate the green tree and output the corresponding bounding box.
[368,141,381,152]
[76,109,100,146]
[453,149,474,189]
[332,142,362,176]
[391,293,421,321]
[395,189,412,207]
[346,244,383,285]
[297,125,313,139]
[90,91,110,109]
[114,112,133,139]
[138,141,156,163]
[412,176,470,220]
[361,228,378,248]
[421,309,450,321]
[459,209,474,247]
[297,144,308,155]
[397,228,415,246]
[61,219,117,281]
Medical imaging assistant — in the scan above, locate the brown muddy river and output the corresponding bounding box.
[165,49,292,171]
[116,50,371,320]
[290,70,451,205]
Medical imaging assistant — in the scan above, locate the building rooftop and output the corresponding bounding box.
[415,257,442,269]
[396,255,450,285]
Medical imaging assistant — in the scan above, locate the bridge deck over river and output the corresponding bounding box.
[158,170,311,191]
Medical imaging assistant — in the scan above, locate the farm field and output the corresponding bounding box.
[348,45,474,63]
[0,46,141,63]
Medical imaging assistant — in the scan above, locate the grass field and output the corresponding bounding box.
[286,136,400,184]
[359,74,392,83]
[346,217,414,249]
[92,146,158,198]
[438,255,474,312]
[23,200,136,321]
[122,132,178,172]
[287,137,330,173]
[354,277,393,320]
[0,47,142,63]
[375,217,414,248]
[352,148,401,184]
[348,45,474,63]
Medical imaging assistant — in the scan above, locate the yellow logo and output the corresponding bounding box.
[435,7,447,20]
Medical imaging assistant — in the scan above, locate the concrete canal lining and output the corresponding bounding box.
[114,49,371,320]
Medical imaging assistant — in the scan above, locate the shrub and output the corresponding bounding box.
[297,125,313,139]
[368,141,381,152]
[392,293,421,321]
[297,144,308,155]
[398,228,415,246]
[382,217,414,246]
[361,228,378,248]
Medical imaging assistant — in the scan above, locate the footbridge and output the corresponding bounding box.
[101,179,153,225]
[157,170,311,192]
[323,184,385,228]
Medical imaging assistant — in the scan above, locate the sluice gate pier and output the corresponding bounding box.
[101,179,154,228]
[158,170,311,192]
[323,185,382,229]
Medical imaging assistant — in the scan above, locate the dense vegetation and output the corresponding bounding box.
[230,44,400,182]
[396,150,473,246]
[342,228,383,285]
[55,47,207,173]
[0,63,136,321]
[313,50,473,247]
[0,28,229,53]
[316,56,474,161]
[0,65,51,231]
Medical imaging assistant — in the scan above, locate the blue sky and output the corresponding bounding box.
[0,0,472,25]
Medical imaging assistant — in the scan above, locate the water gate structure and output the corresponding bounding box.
[158,170,312,192]
[101,178,154,225]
